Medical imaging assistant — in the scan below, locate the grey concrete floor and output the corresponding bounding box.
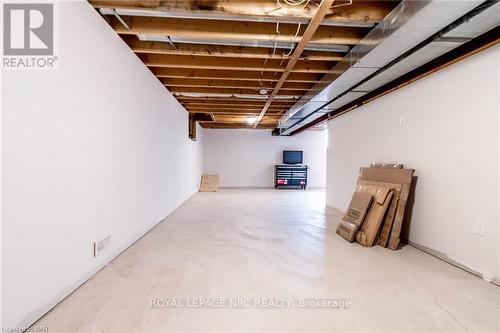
[35,189,500,332]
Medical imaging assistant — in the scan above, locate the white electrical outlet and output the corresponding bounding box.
[399,117,406,127]
[474,220,486,237]
[94,234,111,257]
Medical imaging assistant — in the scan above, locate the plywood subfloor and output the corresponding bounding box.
[34,189,500,332]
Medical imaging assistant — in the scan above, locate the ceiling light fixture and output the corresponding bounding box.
[259,88,269,95]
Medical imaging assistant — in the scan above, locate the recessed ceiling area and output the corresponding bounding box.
[90,0,400,129]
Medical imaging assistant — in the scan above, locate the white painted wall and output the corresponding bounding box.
[326,45,500,282]
[1,2,204,328]
[203,129,327,188]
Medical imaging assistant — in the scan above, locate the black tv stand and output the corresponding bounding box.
[275,164,308,189]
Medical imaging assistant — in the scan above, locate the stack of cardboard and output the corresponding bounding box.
[336,164,414,250]
[199,175,219,192]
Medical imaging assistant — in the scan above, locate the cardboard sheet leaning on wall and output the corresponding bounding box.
[355,185,394,247]
[357,180,402,247]
[336,192,373,242]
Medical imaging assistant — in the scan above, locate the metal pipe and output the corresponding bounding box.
[99,7,377,28]
[137,35,351,53]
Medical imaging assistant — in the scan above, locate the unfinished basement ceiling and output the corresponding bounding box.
[90,0,400,129]
[277,0,500,135]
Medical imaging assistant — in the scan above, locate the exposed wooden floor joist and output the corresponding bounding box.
[124,37,345,61]
[254,0,334,127]
[151,68,325,83]
[140,54,334,73]
[175,96,298,103]
[110,16,368,45]
[90,0,400,129]
[161,78,314,91]
[169,86,305,96]
[185,108,286,114]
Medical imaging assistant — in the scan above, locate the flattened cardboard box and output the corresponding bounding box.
[199,175,219,192]
[336,192,373,242]
[357,180,403,247]
[336,221,358,243]
[358,167,414,250]
[359,167,413,185]
[355,185,394,247]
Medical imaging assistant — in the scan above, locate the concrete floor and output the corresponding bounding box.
[35,189,500,332]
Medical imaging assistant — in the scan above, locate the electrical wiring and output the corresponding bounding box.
[283,21,301,56]
[260,57,269,76]
[283,0,309,6]
[273,0,311,12]
[260,42,278,79]
[264,0,328,79]
[166,36,176,50]
[331,0,352,9]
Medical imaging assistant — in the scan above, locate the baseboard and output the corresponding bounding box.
[19,190,199,331]
[326,204,345,214]
[325,206,498,287]
[408,241,499,287]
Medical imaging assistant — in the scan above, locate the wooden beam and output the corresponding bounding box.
[214,114,280,123]
[183,103,288,110]
[211,117,277,122]
[176,96,298,104]
[151,68,324,83]
[110,16,367,45]
[187,110,282,115]
[201,122,276,129]
[91,1,397,27]
[161,78,313,91]
[123,37,345,61]
[191,113,214,122]
[90,0,161,8]
[185,106,284,115]
[168,86,305,96]
[141,54,333,73]
[179,100,294,107]
[175,94,300,100]
[170,84,304,93]
[255,0,334,127]
[189,112,215,140]
[183,105,288,112]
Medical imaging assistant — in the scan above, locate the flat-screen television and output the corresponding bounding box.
[283,150,303,165]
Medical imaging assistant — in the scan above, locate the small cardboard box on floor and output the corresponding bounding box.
[336,164,414,250]
[199,175,219,192]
